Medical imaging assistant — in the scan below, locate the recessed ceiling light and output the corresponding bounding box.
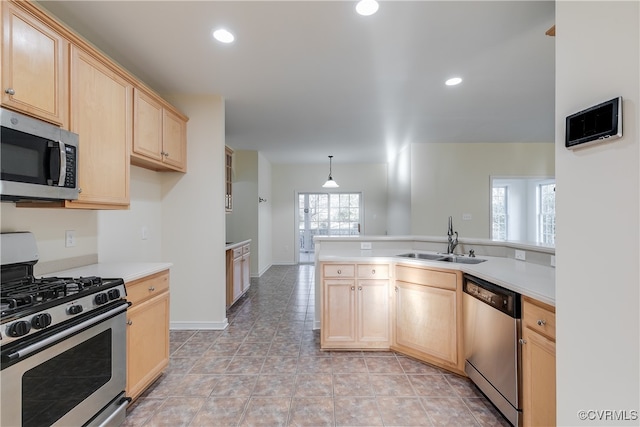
[356,0,379,16]
[445,77,463,86]
[213,29,234,44]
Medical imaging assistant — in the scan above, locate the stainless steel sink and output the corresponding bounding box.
[397,253,487,265]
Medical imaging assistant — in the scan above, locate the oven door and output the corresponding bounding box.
[0,301,129,427]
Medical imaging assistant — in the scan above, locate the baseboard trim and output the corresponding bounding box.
[170,319,229,330]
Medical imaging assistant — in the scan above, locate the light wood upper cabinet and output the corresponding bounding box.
[392,264,464,374]
[67,45,131,208]
[225,146,233,212]
[1,1,68,127]
[522,296,556,427]
[132,87,187,173]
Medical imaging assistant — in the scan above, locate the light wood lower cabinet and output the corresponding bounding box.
[321,263,390,349]
[391,264,464,374]
[126,270,170,401]
[226,243,251,307]
[522,296,556,427]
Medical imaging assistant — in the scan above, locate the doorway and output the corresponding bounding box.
[296,192,362,263]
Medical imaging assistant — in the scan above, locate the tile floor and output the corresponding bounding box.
[123,265,511,426]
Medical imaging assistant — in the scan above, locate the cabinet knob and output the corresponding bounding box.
[78,188,83,193]
[519,338,527,345]
[164,152,170,157]
[351,286,355,291]
[127,320,133,326]
[337,269,342,274]
[537,319,546,326]
[148,286,156,291]
[5,88,15,95]
[358,286,362,290]
[372,269,376,275]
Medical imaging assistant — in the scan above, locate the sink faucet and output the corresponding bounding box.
[447,216,458,254]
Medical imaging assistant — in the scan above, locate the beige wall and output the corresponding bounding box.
[409,142,555,238]
[556,2,639,422]
[271,163,388,264]
[257,152,273,275]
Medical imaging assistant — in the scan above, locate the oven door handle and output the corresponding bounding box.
[4,302,130,362]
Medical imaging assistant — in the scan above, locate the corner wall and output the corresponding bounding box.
[555,2,639,423]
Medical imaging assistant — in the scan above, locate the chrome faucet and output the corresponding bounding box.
[447,216,458,254]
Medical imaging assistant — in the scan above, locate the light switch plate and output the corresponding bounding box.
[462,213,472,220]
[65,230,76,247]
[360,242,372,250]
[515,249,526,261]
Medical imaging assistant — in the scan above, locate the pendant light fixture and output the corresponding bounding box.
[322,155,339,188]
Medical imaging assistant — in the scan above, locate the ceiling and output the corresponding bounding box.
[38,1,555,165]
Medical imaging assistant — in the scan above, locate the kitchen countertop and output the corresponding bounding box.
[318,249,555,306]
[225,239,251,251]
[44,262,172,283]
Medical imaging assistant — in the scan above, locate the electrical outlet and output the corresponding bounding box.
[550,255,556,267]
[141,226,149,240]
[65,230,76,248]
[360,242,372,250]
[462,213,472,220]
[515,249,526,261]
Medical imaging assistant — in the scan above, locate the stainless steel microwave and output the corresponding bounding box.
[1,108,79,201]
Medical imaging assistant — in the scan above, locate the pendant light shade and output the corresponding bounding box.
[322,155,339,188]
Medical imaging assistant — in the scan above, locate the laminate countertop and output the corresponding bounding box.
[318,249,555,306]
[44,262,172,283]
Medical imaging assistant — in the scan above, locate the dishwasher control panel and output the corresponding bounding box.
[463,275,520,318]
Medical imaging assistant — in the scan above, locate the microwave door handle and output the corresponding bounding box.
[57,141,66,187]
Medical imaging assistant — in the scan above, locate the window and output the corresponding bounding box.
[491,177,555,244]
[538,183,556,245]
[491,186,508,240]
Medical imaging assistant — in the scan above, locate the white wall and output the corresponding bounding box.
[0,202,97,268]
[410,142,555,239]
[271,163,388,264]
[160,94,228,329]
[556,2,639,424]
[98,166,162,262]
[387,144,412,235]
[225,150,259,275]
[258,152,273,275]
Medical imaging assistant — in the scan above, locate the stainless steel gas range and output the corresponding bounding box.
[0,232,131,427]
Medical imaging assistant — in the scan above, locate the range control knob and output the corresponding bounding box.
[67,305,83,315]
[7,320,31,337]
[94,293,109,305]
[31,313,52,329]
[107,289,121,300]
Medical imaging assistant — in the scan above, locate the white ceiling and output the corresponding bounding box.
[39,1,555,165]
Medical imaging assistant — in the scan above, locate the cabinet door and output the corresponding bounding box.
[133,87,163,161]
[127,291,170,400]
[1,2,68,127]
[522,327,556,427]
[232,255,243,303]
[162,108,187,171]
[394,281,457,365]
[357,280,390,345]
[69,46,131,207]
[241,253,250,293]
[321,279,356,346]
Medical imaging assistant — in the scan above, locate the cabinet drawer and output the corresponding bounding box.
[322,264,355,278]
[233,247,243,259]
[126,270,170,306]
[357,264,389,279]
[396,265,457,290]
[242,244,250,254]
[523,297,556,341]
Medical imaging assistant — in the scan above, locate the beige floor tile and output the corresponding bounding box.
[261,356,299,374]
[189,397,248,427]
[297,356,333,373]
[212,375,258,397]
[463,397,512,427]
[376,396,432,426]
[240,397,291,426]
[333,373,373,396]
[289,397,335,427]
[253,374,296,397]
[294,373,333,397]
[331,356,368,373]
[408,374,458,397]
[444,374,485,398]
[421,397,480,426]
[365,356,404,373]
[122,398,165,427]
[334,397,383,426]
[143,396,205,426]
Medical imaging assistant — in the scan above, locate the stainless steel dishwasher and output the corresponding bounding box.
[463,274,522,427]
